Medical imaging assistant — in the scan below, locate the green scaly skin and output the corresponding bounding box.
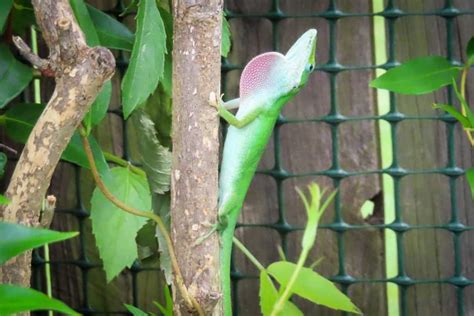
[212,29,317,315]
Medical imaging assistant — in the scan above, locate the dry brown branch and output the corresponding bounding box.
[0,0,115,287]
[172,1,223,315]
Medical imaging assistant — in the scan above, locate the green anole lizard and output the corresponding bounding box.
[207,29,317,315]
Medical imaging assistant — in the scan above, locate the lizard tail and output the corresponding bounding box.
[219,204,240,316]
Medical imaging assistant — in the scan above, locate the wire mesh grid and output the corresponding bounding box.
[27,0,474,315]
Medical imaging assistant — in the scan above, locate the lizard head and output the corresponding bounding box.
[284,28,317,93]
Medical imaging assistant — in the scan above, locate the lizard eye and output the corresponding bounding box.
[308,64,314,72]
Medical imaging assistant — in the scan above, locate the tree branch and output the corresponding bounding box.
[172,1,223,315]
[0,0,115,288]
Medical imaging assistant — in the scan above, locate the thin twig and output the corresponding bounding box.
[12,36,51,71]
[79,131,204,316]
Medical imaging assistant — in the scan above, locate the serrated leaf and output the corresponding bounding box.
[0,43,33,108]
[0,0,13,33]
[466,168,474,200]
[370,56,460,95]
[433,103,471,128]
[0,285,79,315]
[130,110,171,194]
[467,37,474,65]
[143,86,172,148]
[124,304,149,316]
[259,271,303,316]
[221,14,232,58]
[0,222,78,265]
[3,103,108,174]
[91,167,151,282]
[268,261,361,314]
[88,3,134,51]
[121,0,166,118]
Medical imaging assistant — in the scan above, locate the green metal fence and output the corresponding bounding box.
[30,0,474,315]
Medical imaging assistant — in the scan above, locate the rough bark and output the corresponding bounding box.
[171,0,223,315]
[0,0,114,287]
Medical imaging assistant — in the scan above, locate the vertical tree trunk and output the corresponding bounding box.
[171,1,223,315]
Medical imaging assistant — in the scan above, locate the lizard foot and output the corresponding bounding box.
[193,223,219,246]
[208,92,225,109]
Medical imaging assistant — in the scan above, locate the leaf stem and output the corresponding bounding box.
[79,129,204,316]
[270,248,309,316]
[102,151,146,177]
[232,236,265,272]
[460,66,474,146]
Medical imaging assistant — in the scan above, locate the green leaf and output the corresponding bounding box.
[467,37,474,65]
[158,7,173,97]
[70,0,111,132]
[221,14,232,58]
[466,168,474,200]
[0,152,7,178]
[11,0,36,36]
[143,86,172,148]
[124,304,149,316]
[3,103,108,174]
[0,222,78,265]
[259,271,303,316]
[452,79,474,128]
[154,193,172,284]
[121,0,166,119]
[70,0,100,46]
[0,194,10,205]
[433,103,471,128]
[0,43,33,108]
[83,81,112,131]
[153,286,173,316]
[130,110,171,194]
[268,261,361,314]
[296,183,335,252]
[0,0,13,33]
[370,56,460,95]
[90,167,151,282]
[0,285,79,315]
[87,4,134,51]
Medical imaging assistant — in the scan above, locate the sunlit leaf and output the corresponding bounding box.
[259,271,303,316]
[221,14,232,58]
[452,79,474,128]
[122,0,166,118]
[433,103,471,128]
[0,285,79,315]
[0,222,78,265]
[370,56,460,95]
[268,261,361,314]
[0,194,10,205]
[124,304,149,316]
[91,167,151,282]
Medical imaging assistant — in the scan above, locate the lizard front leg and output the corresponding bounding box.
[209,92,262,128]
